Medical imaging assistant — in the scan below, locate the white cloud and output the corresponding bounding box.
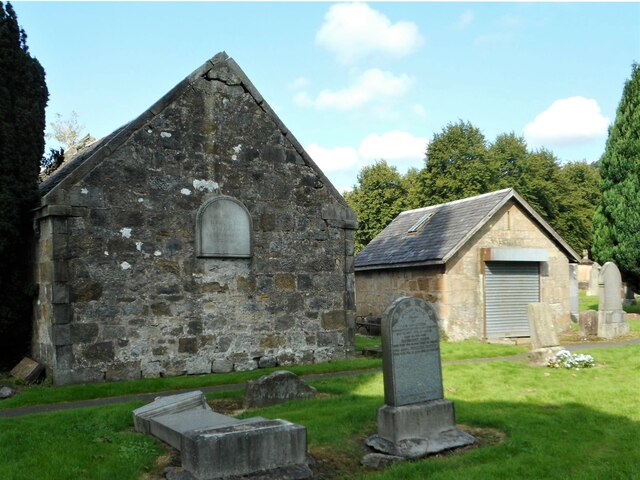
[305,144,359,172]
[288,76,310,90]
[524,96,610,147]
[358,131,428,163]
[412,103,428,119]
[305,130,426,176]
[294,69,413,111]
[455,10,475,30]
[316,3,423,64]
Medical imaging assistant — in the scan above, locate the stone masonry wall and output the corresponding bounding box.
[33,60,356,385]
[355,201,571,341]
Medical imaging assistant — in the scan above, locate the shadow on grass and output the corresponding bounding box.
[247,391,640,480]
[356,400,640,480]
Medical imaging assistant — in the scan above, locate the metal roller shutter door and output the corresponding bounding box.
[485,261,539,337]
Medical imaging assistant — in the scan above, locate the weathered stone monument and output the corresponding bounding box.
[597,262,629,339]
[569,264,579,322]
[527,303,562,365]
[587,262,601,296]
[133,391,311,480]
[244,370,317,408]
[365,297,474,460]
[579,310,598,337]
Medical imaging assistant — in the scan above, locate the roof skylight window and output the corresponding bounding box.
[407,212,435,233]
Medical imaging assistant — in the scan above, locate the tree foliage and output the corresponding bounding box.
[344,160,411,253]
[348,122,601,256]
[417,121,497,206]
[0,2,48,366]
[46,110,84,149]
[592,63,640,287]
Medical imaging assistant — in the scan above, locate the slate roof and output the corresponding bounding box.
[38,52,350,210]
[355,188,580,271]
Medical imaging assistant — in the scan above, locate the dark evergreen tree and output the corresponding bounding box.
[592,63,640,288]
[0,2,48,366]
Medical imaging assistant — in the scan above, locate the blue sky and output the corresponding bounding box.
[14,1,640,192]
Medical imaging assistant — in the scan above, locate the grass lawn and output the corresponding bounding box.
[579,290,640,314]
[0,339,526,412]
[1,344,637,479]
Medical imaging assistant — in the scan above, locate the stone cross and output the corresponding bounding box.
[381,296,443,406]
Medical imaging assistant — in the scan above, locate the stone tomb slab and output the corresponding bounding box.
[150,409,241,450]
[181,418,311,480]
[133,391,311,480]
[133,390,211,435]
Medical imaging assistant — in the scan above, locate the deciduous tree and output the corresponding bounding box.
[344,160,409,252]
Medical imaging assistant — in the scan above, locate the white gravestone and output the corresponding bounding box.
[365,297,474,460]
[597,262,629,338]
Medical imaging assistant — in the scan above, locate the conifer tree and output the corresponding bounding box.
[592,63,640,288]
[0,2,48,366]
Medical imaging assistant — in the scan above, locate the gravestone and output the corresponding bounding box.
[597,262,629,338]
[569,264,579,322]
[365,297,474,460]
[579,310,598,337]
[623,285,636,307]
[527,303,562,366]
[587,262,601,296]
[244,370,317,408]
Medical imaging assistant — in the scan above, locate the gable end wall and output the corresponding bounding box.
[33,63,356,385]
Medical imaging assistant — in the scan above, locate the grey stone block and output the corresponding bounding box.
[360,453,404,469]
[529,346,563,366]
[0,386,15,399]
[376,400,457,444]
[366,427,475,459]
[133,391,211,435]
[150,410,240,450]
[181,418,308,479]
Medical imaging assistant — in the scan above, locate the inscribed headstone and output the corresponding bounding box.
[381,297,443,407]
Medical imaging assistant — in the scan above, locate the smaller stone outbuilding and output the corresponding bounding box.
[355,189,580,341]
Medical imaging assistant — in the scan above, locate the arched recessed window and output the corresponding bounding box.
[196,196,252,258]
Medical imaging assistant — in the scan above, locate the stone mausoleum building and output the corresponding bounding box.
[33,52,357,385]
[355,189,580,341]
